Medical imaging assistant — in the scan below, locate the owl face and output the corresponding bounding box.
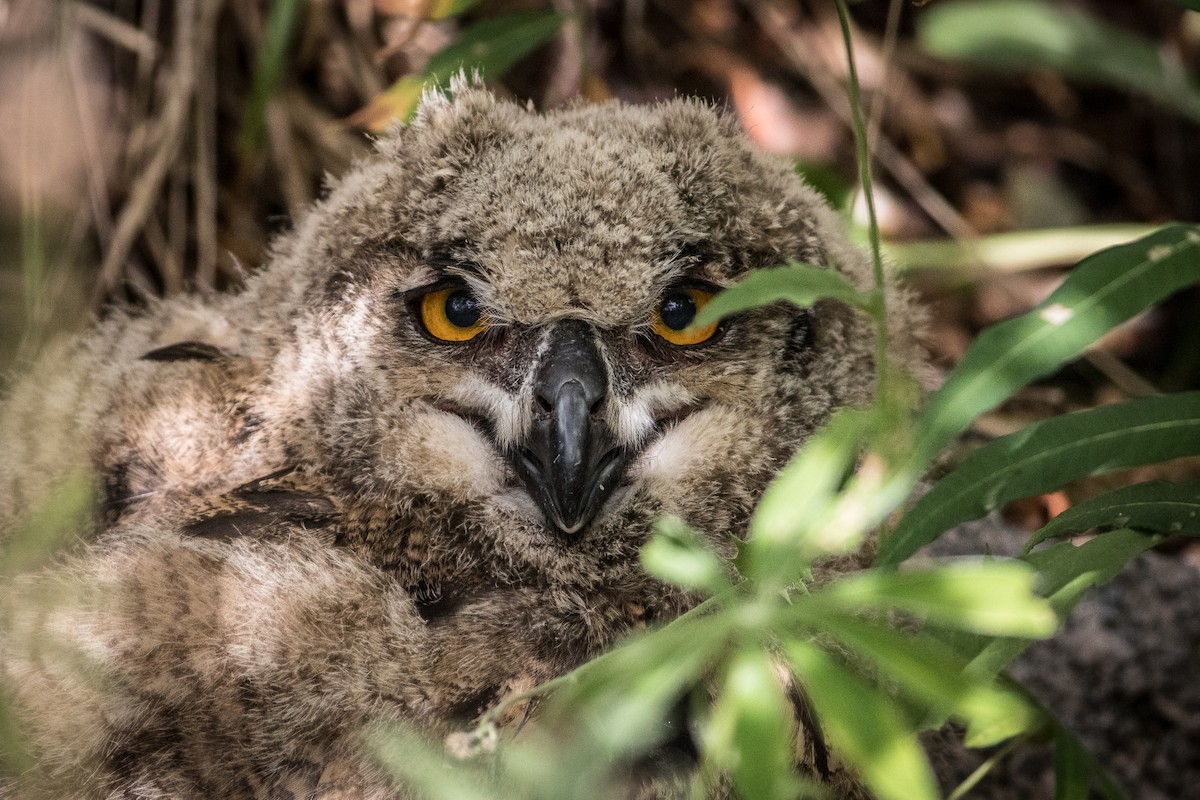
[259,89,881,615]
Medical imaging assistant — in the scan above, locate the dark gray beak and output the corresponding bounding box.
[510,320,630,535]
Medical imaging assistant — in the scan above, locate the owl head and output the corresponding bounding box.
[243,84,917,631]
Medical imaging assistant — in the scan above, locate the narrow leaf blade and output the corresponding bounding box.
[1053,725,1091,800]
[918,0,1200,122]
[704,648,803,800]
[785,641,939,800]
[239,0,305,152]
[694,262,877,327]
[880,392,1200,566]
[818,562,1057,637]
[1027,479,1200,550]
[641,516,730,595]
[811,613,1037,744]
[914,224,1200,463]
[965,530,1155,680]
[424,10,565,84]
[355,10,564,128]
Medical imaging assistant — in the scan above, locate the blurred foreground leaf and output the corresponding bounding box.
[703,649,802,800]
[882,224,1161,275]
[374,726,505,800]
[1,471,95,577]
[815,562,1057,637]
[745,409,872,578]
[641,516,731,595]
[812,614,1037,745]
[786,641,938,800]
[965,530,1155,681]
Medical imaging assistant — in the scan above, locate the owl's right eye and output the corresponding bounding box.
[417,286,489,342]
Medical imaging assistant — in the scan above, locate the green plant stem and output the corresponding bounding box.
[946,735,1026,800]
[833,0,890,401]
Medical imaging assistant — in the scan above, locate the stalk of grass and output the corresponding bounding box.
[833,0,890,401]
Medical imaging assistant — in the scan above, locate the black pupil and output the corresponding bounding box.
[445,290,482,328]
[659,292,697,331]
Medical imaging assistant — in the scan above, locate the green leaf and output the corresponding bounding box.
[240,0,305,153]
[882,224,1163,275]
[693,262,878,328]
[913,223,1200,465]
[0,682,33,777]
[544,609,734,757]
[1052,725,1127,800]
[1053,725,1091,800]
[964,530,1155,680]
[817,562,1057,637]
[795,161,853,211]
[1050,720,1127,800]
[364,10,565,126]
[703,648,803,800]
[811,614,1037,745]
[959,684,1042,749]
[423,9,564,85]
[745,409,870,576]
[918,0,1200,122]
[880,392,1200,566]
[427,0,484,19]
[1027,479,1200,550]
[641,516,731,595]
[1024,529,1155,603]
[1171,0,1200,11]
[785,641,938,800]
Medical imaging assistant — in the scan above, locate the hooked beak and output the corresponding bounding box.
[509,320,630,535]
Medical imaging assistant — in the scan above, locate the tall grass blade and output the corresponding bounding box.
[360,10,564,127]
[240,0,305,153]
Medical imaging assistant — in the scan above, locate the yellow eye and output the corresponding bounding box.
[419,286,489,342]
[651,287,719,346]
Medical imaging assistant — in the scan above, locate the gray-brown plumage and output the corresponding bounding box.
[0,84,924,798]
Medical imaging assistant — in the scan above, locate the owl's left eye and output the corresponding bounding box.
[418,286,489,342]
[651,287,720,346]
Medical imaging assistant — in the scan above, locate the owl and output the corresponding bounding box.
[0,85,924,798]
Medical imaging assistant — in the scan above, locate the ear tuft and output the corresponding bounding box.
[412,70,503,133]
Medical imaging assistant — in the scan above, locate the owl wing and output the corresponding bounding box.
[1,479,430,798]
